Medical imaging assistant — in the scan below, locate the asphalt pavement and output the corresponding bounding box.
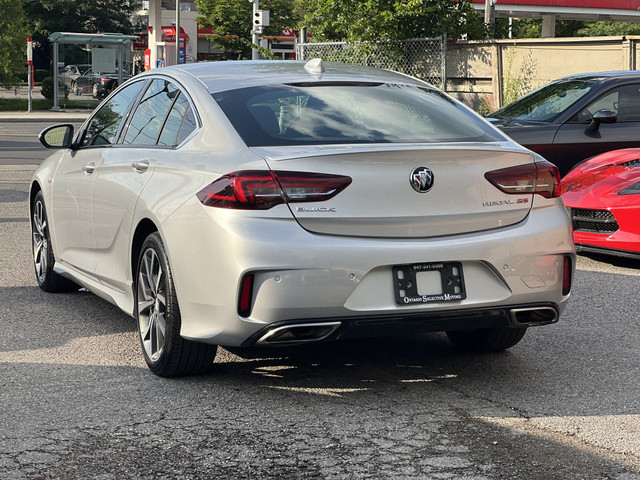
[1,121,640,479]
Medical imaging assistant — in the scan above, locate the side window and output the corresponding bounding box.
[572,84,640,123]
[82,82,143,147]
[123,79,179,145]
[177,106,197,145]
[613,84,640,122]
[157,93,198,146]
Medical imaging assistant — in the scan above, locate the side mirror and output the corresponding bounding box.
[586,109,617,133]
[38,124,75,149]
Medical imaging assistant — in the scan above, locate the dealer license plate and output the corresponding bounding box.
[392,262,466,305]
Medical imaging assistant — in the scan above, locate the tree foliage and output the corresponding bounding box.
[576,21,640,37]
[492,18,640,40]
[0,0,27,88]
[297,0,486,42]
[23,0,139,70]
[196,0,299,56]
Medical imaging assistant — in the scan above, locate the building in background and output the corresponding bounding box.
[134,0,301,66]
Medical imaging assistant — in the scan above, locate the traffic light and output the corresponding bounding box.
[254,10,270,27]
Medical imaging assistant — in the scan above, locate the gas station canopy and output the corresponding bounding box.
[473,0,640,36]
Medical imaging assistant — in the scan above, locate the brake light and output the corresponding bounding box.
[100,77,110,82]
[196,170,352,209]
[484,160,560,198]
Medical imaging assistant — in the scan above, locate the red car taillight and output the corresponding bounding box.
[197,170,352,210]
[484,160,560,199]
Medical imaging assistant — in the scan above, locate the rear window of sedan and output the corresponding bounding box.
[213,83,503,146]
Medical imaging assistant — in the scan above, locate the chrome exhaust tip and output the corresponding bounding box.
[255,322,342,346]
[510,306,558,326]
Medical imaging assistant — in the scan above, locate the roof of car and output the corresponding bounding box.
[555,70,640,82]
[149,60,430,93]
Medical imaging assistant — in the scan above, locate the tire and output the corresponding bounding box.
[446,326,527,352]
[71,80,77,95]
[135,232,217,377]
[31,191,78,293]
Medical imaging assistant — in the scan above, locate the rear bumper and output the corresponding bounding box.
[161,197,574,347]
[243,303,559,346]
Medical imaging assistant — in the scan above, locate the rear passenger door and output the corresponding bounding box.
[91,77,198,292]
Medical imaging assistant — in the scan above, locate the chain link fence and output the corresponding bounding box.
[296,37,446,88]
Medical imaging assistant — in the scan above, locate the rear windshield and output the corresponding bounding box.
[213,83,503,146]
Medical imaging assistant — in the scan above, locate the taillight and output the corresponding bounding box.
[562,256,572,296]
[485,160,560,198]
[197,170,352,210]
[100,77,110,83]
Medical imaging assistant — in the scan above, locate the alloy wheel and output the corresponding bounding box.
[137,247,167,361]
[32,200,48,284]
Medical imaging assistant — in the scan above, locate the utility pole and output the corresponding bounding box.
[176,0,181,65]
[484,0,497,34]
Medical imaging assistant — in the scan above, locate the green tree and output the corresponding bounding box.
[0,0,27,89]
[576,21,640,36]
[23,0,140,70]
[297,0,486,42]
[196,0,299,56]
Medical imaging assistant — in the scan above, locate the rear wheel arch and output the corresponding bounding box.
[133,229,217,376]
[131,218,159,282]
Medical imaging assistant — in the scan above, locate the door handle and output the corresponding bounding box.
[132,159,150,173]
[82,162,95,174]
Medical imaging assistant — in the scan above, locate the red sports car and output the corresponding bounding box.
[561,148,640,259]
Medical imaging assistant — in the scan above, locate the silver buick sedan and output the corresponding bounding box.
[31,60,575,376]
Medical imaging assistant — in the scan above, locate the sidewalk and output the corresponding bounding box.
[0,110,91,123]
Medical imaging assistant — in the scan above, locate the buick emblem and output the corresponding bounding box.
[410,167,434,193]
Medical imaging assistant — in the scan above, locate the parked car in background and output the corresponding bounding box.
[59,64,91,92]
[561,148,640,259]
[487,71,640,176]
[72,68,100,95]
[91,70,132,99]
[72,69,132,98]
[31,60,575,376]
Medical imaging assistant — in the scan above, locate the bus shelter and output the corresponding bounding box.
[48,32,139,109]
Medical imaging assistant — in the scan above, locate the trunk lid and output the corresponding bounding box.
[253,144,535,238]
